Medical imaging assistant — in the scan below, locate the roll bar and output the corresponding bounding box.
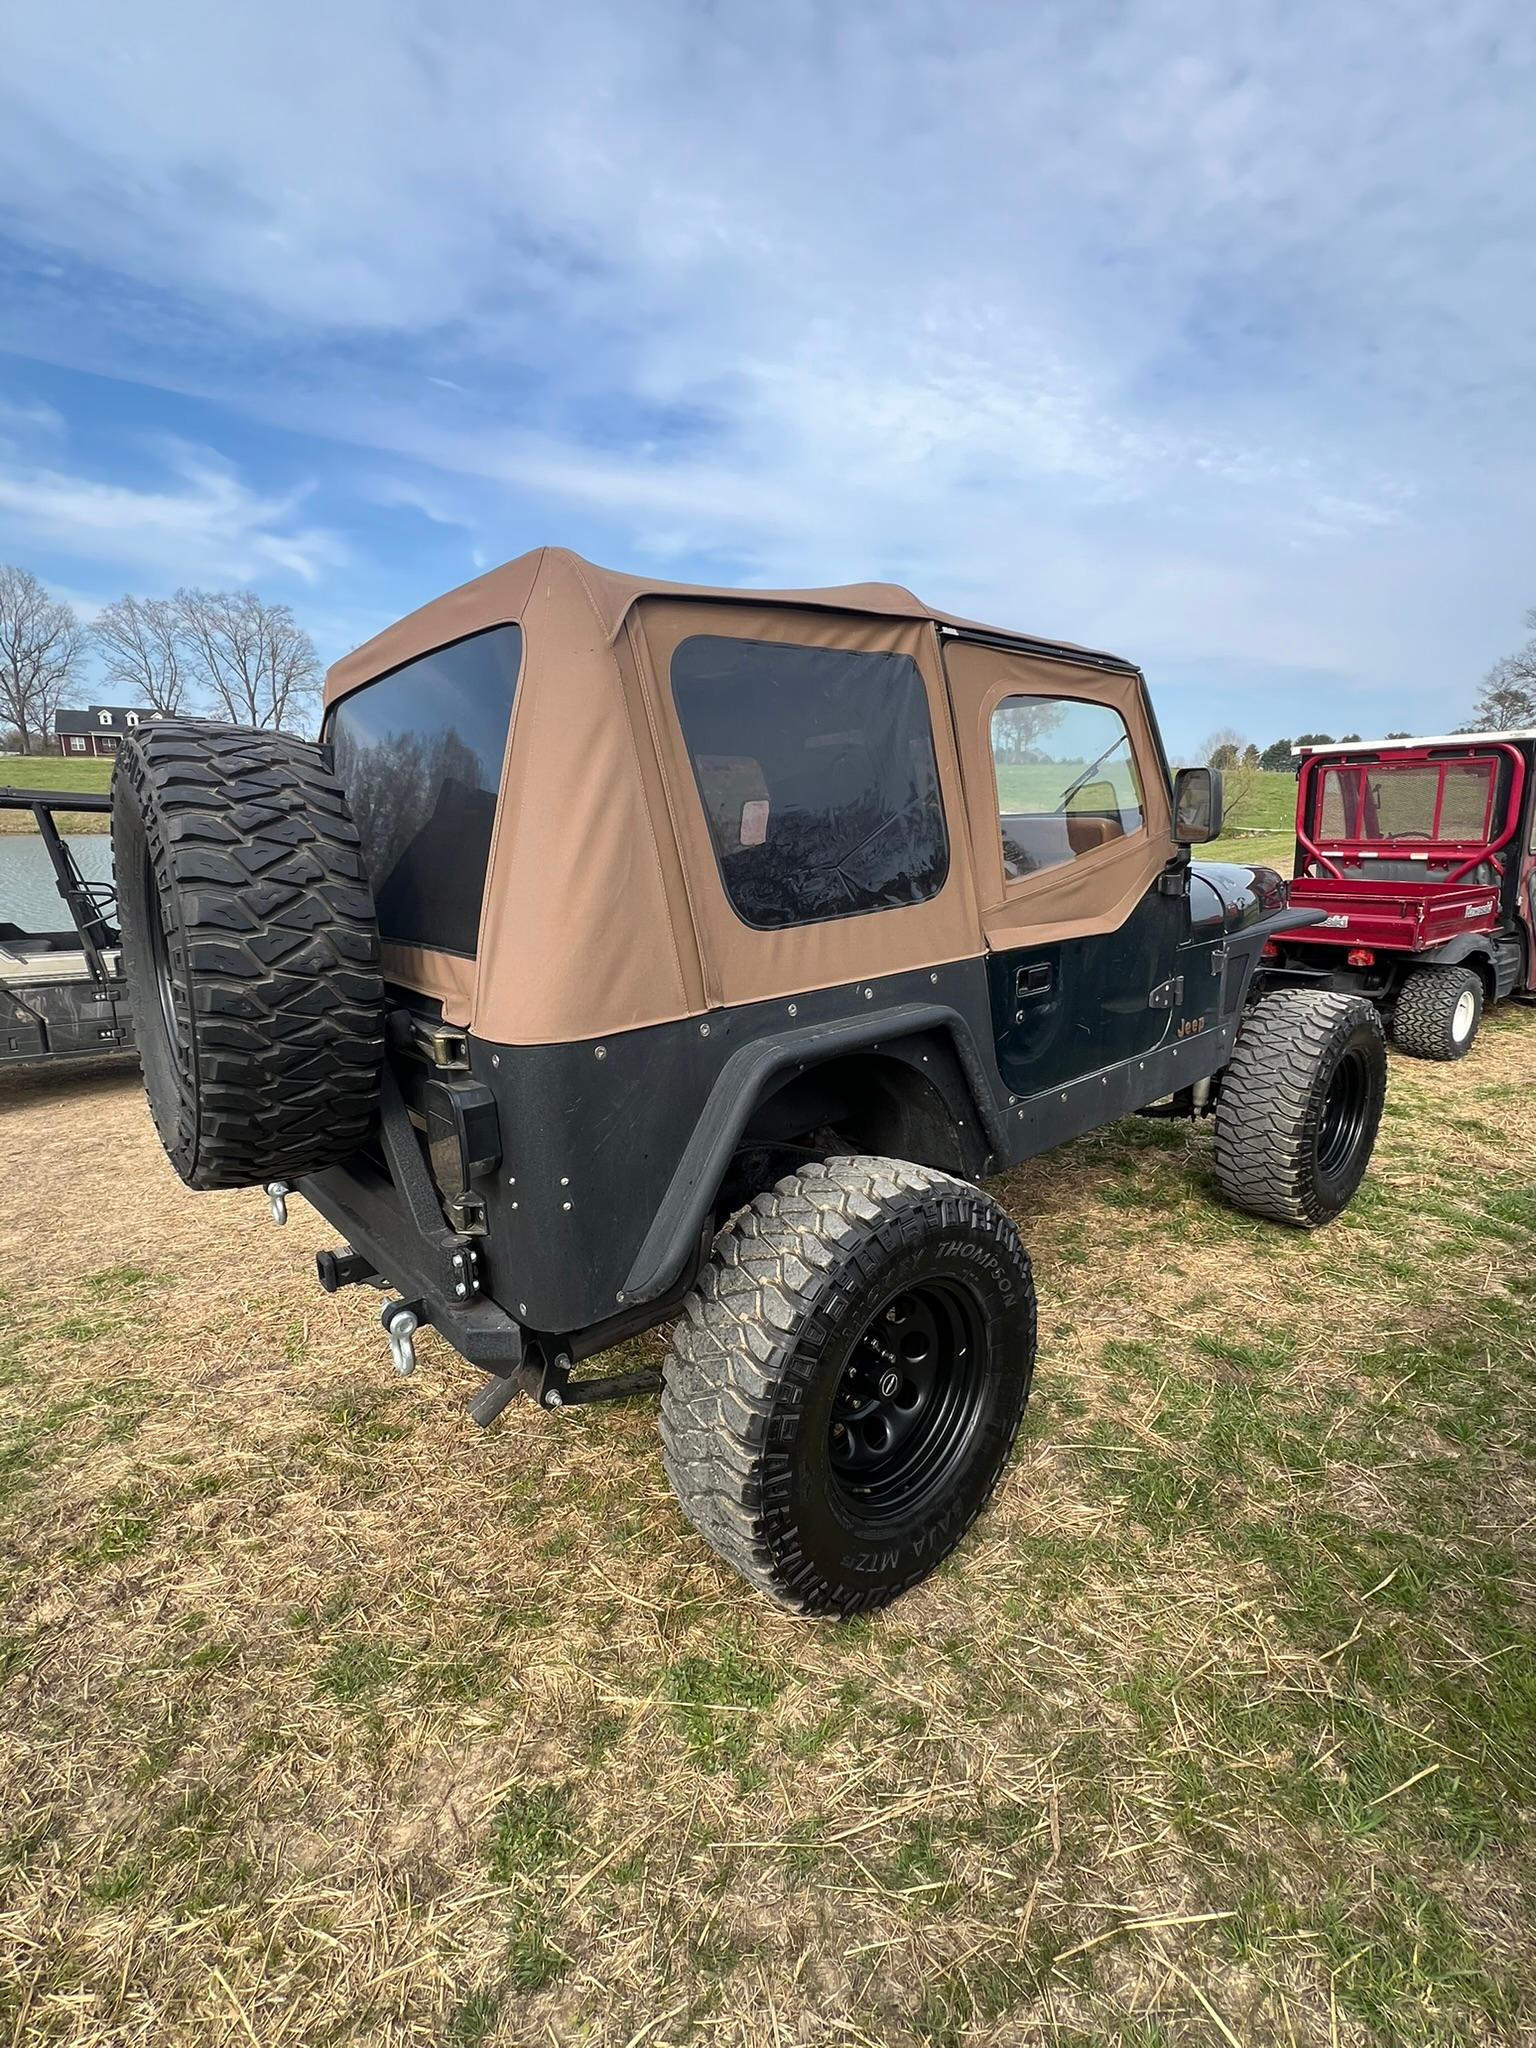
[1295,744,1527,886]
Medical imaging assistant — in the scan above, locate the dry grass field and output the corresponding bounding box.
[0,759,114,835]
[1,1008,1533,2047]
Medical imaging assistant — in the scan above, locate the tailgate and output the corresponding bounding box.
[1288,877,1500,950]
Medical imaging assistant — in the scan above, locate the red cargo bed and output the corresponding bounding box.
[1287,874,1504,955]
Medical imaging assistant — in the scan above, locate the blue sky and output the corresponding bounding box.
[1,0,1532,757]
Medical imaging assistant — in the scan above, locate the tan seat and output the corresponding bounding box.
[1066,814,1123,856]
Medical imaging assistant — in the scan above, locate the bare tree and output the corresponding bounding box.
[93,594,195,716]
[0,565,85,755]
[174,588,322,734]
[1198,728,1246,771]
[990,697,1065,760]
[1468,610,1536,730]
[1196,727,1266,825]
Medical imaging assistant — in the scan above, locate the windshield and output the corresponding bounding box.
[1316,757,1499,845]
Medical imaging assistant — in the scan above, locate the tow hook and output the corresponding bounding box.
[381,1298,425,1375]
[264,1181,291,1226]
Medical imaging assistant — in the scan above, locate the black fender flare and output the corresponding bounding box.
[1419,933,1499,980]
[619,1003,1006,1307]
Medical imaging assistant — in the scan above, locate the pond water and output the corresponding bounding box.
[0,833,115,932]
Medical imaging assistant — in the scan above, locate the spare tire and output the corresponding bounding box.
[112,721,385,1190]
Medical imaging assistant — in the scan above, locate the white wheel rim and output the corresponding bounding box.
[1452,990,1477,1042]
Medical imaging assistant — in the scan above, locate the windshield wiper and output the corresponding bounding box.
[1054,737,1127,813]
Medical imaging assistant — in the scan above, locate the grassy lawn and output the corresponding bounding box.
[1219,768,1300,833]
[1205,827,1297,872]
[1207,770,1298,872]
[1,1010,1533,2045]
[0,756,114,835]
[994,757,1298,874]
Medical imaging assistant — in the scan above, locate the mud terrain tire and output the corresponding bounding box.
[112,722,384,1190]
[659,1157,1035,1616]
[1213,990,1386,1228]
[1392,966,1483,1061]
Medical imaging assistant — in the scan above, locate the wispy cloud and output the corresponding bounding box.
[0,393,65,445]
[0,1,1532,739]
[0,434,346,587]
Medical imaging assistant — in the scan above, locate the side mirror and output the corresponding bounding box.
[1173,765,1224,845]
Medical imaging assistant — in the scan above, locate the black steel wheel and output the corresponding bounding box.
[826,1283,987,1515]
[660,1157,1036,1616]
[1214,990,1387,1227]
[1315,1041,1375,1179]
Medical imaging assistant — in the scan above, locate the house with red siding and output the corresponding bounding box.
[54,706,171,757]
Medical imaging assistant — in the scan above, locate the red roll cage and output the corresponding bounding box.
[1296,743,1527,888]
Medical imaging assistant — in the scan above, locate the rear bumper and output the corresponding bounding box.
[301,1155,524,1372]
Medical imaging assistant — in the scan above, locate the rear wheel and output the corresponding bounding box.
[1213,990,1386,1227]
[112,722,385,1190]
[659,1157,1035,1616]
[1392,966,1483,1061]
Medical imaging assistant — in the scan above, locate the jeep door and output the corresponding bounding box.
[941,638,1184,1097]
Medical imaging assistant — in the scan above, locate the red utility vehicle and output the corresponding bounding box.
[1264,731,1536,1059]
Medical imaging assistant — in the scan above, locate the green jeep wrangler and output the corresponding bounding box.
[112,550,1386,1614]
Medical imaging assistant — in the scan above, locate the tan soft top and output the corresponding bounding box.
[324,547,1124,706]
[324,549,1163,1048]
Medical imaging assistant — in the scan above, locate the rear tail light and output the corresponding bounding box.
[1347,947,1375,967]
[1261,939,1280,960]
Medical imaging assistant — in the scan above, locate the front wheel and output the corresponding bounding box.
[1213,991,1387,1228]
[659,1158,1036,1616]
[1392,966,1483,1061]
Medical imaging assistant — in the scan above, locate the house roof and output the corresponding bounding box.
[54,706,166,735]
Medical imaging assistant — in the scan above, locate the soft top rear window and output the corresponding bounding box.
[327,624,521,957]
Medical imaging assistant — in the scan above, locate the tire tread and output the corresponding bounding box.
[659,1156,1033,1616]
[113,722,384,1189]
[1392,966,1483,1061]
[1213,989,1385,1227]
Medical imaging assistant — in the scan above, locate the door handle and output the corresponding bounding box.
[1013,962,1054,1010]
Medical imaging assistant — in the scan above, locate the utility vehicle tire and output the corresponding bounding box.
[1213,990,1386,1228]
[112,722,385,1190]
[1392,966,1483,1061]
[659,1157,1035,1617]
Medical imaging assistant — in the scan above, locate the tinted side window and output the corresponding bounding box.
[990,695,1143,880]
[328,625,521,956]
[671,636,949,930]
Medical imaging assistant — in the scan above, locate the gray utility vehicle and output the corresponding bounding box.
[1,786,134,1065]
[111,551,1387,1614]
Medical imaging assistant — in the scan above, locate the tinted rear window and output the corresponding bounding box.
[670,635,949,930]
[328,625,521,956]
